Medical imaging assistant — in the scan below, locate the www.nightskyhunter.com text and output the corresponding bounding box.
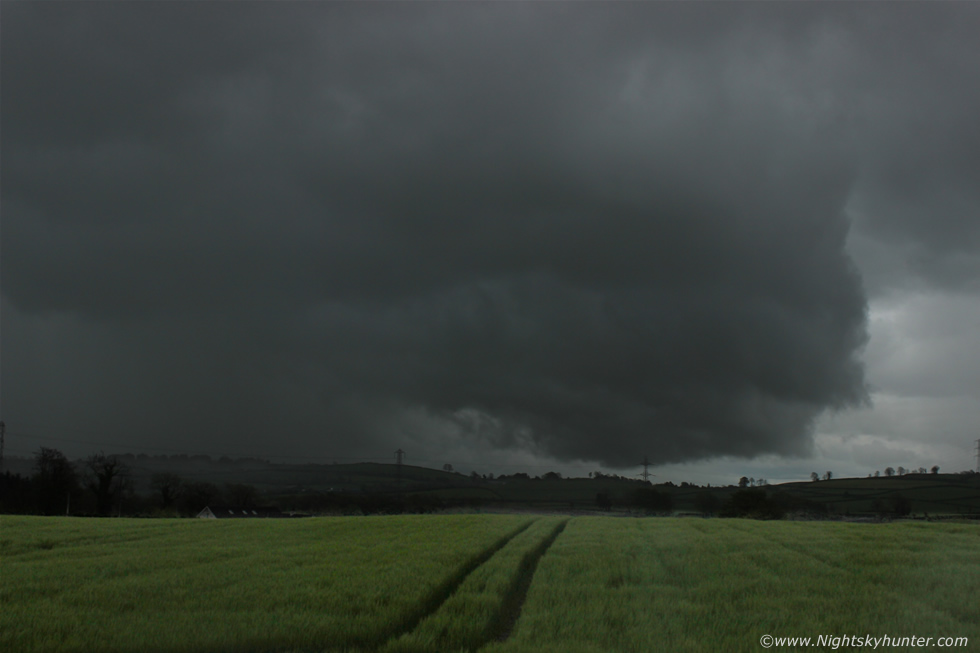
[760,634,969,649]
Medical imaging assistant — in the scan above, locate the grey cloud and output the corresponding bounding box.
[14,3,972,467]
[842,5,980,293]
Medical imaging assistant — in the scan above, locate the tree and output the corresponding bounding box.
[931,465,940,474]
[810,472,820,482]
[897,466,906,476]
[33,447,79,515]
[823,471,833,481]
[442,463,453,473]
[595,492,612,511]
[225,483,259,509]
[543,471,562,480]
[720,489,785,520]
[884,467,895,477]
[0,471,33,513]
[890,494,912,516]
[150,473,183,509]
[739,476,750,488]
[694,491,721,516]
[632,488,673,514]
[874,470,880,478]
[85,452,128,516]
[179,481,219,513]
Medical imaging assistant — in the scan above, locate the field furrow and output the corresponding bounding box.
[376,517,567,653]
[489,518,569,645]
[366,517,540,653]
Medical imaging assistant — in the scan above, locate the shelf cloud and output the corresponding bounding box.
[3,3,977,469]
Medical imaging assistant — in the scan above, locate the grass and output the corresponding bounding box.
[2,515,977,653]
[0,514,532,653]
[483,518,980,653]
[379,517,567,653]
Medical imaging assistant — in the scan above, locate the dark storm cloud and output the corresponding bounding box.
[10,2,969,466]
[840,5,980,294]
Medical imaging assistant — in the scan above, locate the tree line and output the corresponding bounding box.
[0,447,262,516]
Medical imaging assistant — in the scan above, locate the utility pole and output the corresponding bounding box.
[395,449,405,487]
[639,455,653,483]
[975,439,979,474]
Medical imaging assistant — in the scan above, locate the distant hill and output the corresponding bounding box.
[2,454,482,496]
[4,454,978,517]
[399,470,980,517]
[766,473,980,516]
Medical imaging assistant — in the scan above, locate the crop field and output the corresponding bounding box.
[2,515,977,653]
[483,518,979,653]
[1,515,533,653]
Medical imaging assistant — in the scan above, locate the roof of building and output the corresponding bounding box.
[196,505,284,519]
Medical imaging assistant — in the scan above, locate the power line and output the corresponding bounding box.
[639,455,653,482]
[395,448,405,491]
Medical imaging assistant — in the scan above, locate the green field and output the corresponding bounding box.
[2,515,977,653]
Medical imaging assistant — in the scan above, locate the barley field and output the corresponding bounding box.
[1,515,977,653]
[482,518,980,653]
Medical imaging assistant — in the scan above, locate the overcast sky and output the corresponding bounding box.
[2,3,978,484]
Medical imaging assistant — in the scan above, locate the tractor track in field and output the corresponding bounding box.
[385,519,537,645]
[363,517,570,653]
[340,519,538,653]
[489,517,569,644]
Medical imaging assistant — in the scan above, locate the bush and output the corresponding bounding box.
[720,489,785,520]
[596,493,612,511]
[694,491,721,516]
[631,488,673,514]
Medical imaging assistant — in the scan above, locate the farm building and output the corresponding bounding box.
[197,506,284,519]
